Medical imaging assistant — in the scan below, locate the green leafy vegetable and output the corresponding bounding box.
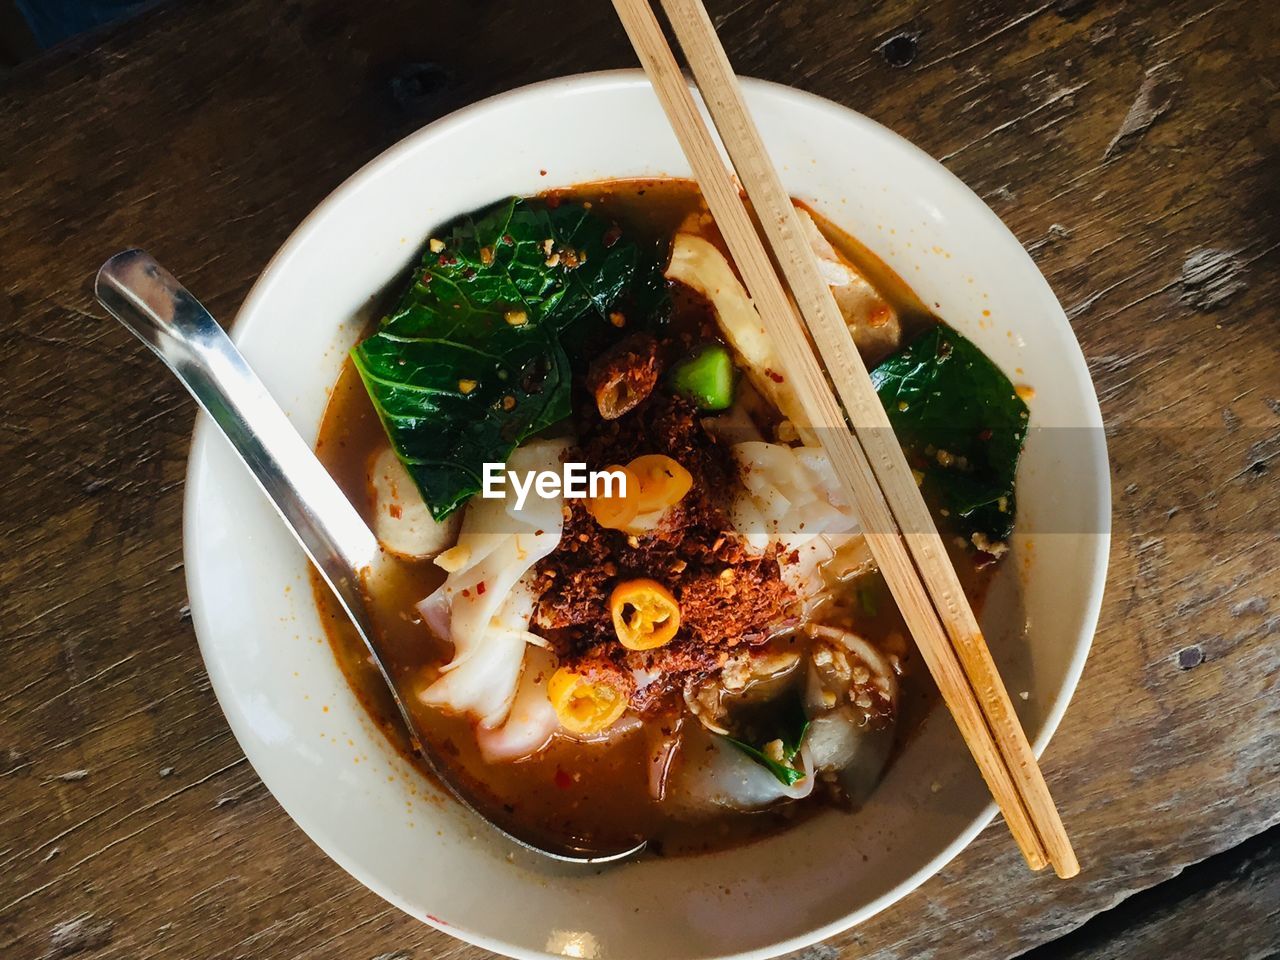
[670,342,736,410]
[721,693,810,787]
[353,197,657,519]
[870,325,1030,544]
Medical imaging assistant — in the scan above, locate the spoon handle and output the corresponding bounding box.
[95,249,380,631]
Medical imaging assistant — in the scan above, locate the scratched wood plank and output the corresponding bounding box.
[1020,824,1280,960]
[0,1,1276,959]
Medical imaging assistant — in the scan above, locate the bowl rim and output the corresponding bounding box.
[184,68,1111,960]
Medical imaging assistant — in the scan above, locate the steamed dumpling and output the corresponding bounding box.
[367,445,460,559]
[729,441,871,610]
[475,647,561,763]
[416,439,568,728]
[796,208,903,365]
[664,720,815,813]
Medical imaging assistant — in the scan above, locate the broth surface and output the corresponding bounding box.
[312,178,993,856]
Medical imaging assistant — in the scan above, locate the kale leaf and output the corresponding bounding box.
[871,324,1030,544]
[353,197,649,519]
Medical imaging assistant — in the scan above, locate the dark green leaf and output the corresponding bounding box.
[354,197,656,519]
[720,691,810,787]
[723,737,807,786]
[870,325,1029,543]
[630,237,676,330]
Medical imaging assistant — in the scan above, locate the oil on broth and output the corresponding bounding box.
[311,178,992,856]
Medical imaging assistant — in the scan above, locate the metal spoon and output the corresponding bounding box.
[95,249,644,864]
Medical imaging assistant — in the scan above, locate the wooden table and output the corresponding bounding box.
[2,1,1277,957]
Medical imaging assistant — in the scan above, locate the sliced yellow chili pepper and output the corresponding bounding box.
[628,454,693,514]
[610,578,681,650]
[585,463,640,531]
[547,667,628,734]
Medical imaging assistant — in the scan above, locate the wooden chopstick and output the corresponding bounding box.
[613,0,1078,877]
[655,0,1078,879]
[609,0,1047,874]
[655,0,1078,880]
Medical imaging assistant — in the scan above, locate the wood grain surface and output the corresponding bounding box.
[1025,825,1280,960]
[0,1,1276,959]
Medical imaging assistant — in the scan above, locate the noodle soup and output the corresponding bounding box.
[312,179,1023,855]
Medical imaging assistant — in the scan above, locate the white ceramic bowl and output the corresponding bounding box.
[185,71,1109,960]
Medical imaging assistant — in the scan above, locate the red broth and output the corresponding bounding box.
[311,178,993,856]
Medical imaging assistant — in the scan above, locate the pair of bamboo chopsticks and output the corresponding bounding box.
[612,0,1078,877]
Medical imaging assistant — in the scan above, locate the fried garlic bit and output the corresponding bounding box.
[584,333,662,420]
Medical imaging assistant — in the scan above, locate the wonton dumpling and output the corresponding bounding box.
[795,208,902,364]
[730,441,870,610]
[367,446,460,559]
[416,439,568,729]
[476,646,561,762]
[664,720,815,813]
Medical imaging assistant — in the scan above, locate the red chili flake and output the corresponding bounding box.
[978,428,993,441]
[546,194,562,209]
[388,504,403,519]
[476,581,486,596]
[460,588,471,598]
[602,224,623,248]
[420,272,433,285]
[539,169,548,177]
[554,767,573,789]
[437,253,457,266]
[502,233,515,246]
[462,267,476,279]
[766,368,785,384]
